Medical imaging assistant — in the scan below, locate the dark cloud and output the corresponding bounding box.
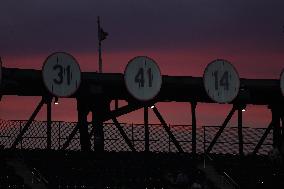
[0,0,283,56]
[0,0,282,124]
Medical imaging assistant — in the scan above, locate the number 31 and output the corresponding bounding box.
[53,65,71,85]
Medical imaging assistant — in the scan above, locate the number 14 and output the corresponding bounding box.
[214,71,229,90]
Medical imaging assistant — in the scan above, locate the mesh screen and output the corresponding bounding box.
[0,119,274,155]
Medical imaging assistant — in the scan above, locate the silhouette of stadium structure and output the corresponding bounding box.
[0,63,283,189]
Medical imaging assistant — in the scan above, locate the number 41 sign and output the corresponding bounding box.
[124,56,162,101]
[42,52,81,97]
[203,59,240,103]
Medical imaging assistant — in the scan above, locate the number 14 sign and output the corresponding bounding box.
[124,56,162,101]
[42,52,81,97]
[203,59,240,103]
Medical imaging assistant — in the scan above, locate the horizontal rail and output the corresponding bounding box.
[2,68,283,105]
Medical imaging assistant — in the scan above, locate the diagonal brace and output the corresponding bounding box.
[11,98,45,149]
[62,100,156,150]
[61,122,80,150]
[112,117,136,152]
[253,121,273,155]
[206,106,236,154]
[88,101,156,141]
[152,106,184,153]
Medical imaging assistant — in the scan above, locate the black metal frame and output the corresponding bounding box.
[253,104,284,155]
[9,98,283,156]
[152,106,184,153]
[11,96,53,149]
[206,106,236,154]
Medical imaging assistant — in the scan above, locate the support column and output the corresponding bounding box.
[237,104,245,156]
[77,99,91,152]
[46,97,52,150]
[144,106,149,152]
[92,111,104,152]
[281,112,284,156]
[115,99,119,110]
[191,102,197,155]
[91,98,110,153]
[281,116,284,138]
[270,104,281,150]
[280,107,284,140]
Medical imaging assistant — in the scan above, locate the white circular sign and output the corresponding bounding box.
[203,59,240,103]
[280,69,284,96]
[124,56,162,101]
[42,52,81,97]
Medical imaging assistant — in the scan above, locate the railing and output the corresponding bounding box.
[0,119,273,154]
[203,126,273,155]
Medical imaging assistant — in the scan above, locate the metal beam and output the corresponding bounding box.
[271,106,281,149]
[252,104,282,155]
[61,100,155,150]
[61,122,80,150]
[152,106,184,153]
[102,100,156,122]
[2,67,284,105]
[78,102,91,151]
[11,98,45,149]
[115,99,119,110]
[112,117,136,152]
[144,106,149,152]
[281,116,284,139]
[88,100,156,143]
[253,121,273,155]
[92,110,104,152]
[237,107,244,156]
[61,100,91,151]
[191,102,197,155]
[46,99,52,149]
[206,106,236,154]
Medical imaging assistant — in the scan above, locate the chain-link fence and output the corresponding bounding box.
[0,119,273,154]
[203,126,273,154]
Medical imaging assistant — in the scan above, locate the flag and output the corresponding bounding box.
[99,28,108,41]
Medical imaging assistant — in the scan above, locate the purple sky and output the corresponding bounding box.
[0,0,283,127]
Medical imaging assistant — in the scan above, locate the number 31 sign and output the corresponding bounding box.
[203,59,240,103]
[124,56,162,101]
[42,52,81,97]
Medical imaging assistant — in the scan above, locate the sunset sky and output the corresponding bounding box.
[0,0,283,128]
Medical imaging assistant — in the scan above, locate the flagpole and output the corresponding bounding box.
[97,16,102,73]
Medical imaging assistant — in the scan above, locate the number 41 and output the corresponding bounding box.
[135,68,153,88]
